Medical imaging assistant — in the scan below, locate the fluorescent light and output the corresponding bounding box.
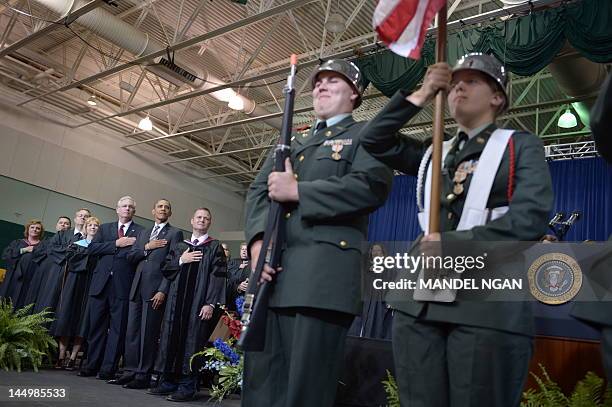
[138,115,153,131]
[228,94,245,110]
[558,109,577,128]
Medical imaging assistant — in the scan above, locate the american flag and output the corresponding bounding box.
[373,0,446,59]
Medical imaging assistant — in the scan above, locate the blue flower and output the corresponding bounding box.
[213,338,241,365]
[235,296,245,317]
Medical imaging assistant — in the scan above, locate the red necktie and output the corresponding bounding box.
[118,224,125,238]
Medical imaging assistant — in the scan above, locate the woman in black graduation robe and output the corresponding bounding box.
[34,228,84,316]
[0,220,44,309]
[51,217,99,369]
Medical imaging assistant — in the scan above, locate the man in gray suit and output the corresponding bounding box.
[110,199,183,389]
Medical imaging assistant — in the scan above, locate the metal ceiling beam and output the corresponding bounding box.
[17,0,318,106]
[164,142,274,164]
[122,105,313,148]
[0,0,104,58]
[25,0,561,131]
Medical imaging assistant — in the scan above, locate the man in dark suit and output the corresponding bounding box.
[108,199,183,389]
[360,54,553,407]
[79,196,144,379]
[243,59,393,407]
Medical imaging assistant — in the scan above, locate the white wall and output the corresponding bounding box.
[0,99,245,235]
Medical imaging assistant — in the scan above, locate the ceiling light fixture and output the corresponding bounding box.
[138,114,153,131]
[227,94,245,111]
[558,108,577,129]
[325,12,346,33]
[211,88,236,102]
[87,95,97,106]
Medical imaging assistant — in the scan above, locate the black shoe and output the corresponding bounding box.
[96,371,115,381]
[146,384,176,396]
[78,369,97,377]
[166,391,195,402]
[108,374,134,385]
[123,379,149,389]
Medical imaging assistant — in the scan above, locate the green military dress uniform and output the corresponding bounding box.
[243,116,393,407]
[359,90,554,407]
[571,234,612,381]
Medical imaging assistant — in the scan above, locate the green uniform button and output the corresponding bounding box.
[299,155,305,162]
[339,240,347,247]
[285,212,291,219]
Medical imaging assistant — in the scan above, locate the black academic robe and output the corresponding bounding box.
[6,240,43,309]
[34,231,83,315]
[52,243,97,337]
[226,259,250,311]
[0,239,33,304]
[155,238,227,377]
[22,238,53,308]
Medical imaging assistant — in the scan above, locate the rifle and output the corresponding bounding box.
[238,54,298,351]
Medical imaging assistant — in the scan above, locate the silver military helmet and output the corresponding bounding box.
[311,59,365,108]
[452,52,509,111]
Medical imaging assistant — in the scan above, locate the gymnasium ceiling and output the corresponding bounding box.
[0,0,605,193]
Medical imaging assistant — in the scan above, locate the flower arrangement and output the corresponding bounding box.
[192,296,245,402]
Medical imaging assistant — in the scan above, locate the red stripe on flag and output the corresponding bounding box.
[375,0,420,44]
[408,0,445,59]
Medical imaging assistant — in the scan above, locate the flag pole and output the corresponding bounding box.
[428,3,447,234]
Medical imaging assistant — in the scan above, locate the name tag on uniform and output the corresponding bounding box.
[323,139,352,161]
[323,139,353,146]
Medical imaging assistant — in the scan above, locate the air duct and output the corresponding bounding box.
[30,0,281,128]
[547,42,607,128]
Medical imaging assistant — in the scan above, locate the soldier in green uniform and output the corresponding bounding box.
[243,59,393,407]
[359,53,554,406]
[571,71,612,382]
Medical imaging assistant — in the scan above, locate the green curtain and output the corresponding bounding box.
[355,0,612,97]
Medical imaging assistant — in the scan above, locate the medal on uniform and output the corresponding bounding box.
[453,169,467,183]
[453,183,464,195]
[331,141,344,160]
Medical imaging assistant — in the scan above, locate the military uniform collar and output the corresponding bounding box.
[458,122,494,140]
[453,123,498,165]
[293,116,356,146]
[315,113,352,129]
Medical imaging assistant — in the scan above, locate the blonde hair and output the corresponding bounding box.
[85,216,101,227]
[24,219,44,238]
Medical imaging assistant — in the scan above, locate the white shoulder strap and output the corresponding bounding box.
[456,129,514,230]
